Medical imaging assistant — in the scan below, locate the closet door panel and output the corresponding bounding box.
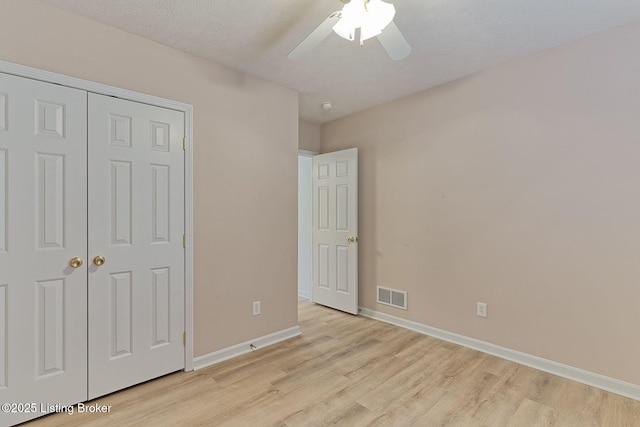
[0,72,87,426]
[88,93,185,400]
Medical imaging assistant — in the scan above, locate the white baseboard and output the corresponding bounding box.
[359,307,640,401]
[298,289,311,300]
[193,326,301,370]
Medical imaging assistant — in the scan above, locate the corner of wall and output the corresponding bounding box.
[298,120,321,153]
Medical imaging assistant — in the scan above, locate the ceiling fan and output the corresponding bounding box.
[288,0,411,61]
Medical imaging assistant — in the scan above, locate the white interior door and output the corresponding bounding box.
[0,73,88,426]
[312,148,358,314]
[87,94,185,399]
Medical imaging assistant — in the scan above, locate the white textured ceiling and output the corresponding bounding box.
[38,0,640,124]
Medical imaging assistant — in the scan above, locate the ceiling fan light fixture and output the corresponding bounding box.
[359,23,382,43]
[333,15,357,41]
[288,0,410,61]
[332,0,396,44]
[364,0,395,31]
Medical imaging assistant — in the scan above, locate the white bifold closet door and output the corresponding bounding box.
[87,94,185,400]
[0,73,185,426]
[0,73,88,427]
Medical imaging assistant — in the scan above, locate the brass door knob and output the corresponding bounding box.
[68,257,83,268]
[347,236,358,243]
[93,255,106,266]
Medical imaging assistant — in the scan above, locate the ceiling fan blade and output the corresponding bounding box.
[376,21,411,61]
[288,12,341,60]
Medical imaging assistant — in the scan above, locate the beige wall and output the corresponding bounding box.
[322,21,640,385]
[0,0,299,357]
[298,120,321,152]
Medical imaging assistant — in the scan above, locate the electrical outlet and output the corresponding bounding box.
[252,300,261,316]
[477,302,487,318]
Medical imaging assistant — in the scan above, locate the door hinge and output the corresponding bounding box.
[183,331,187,346]
[183,234,186,248]
[183,137,187,151]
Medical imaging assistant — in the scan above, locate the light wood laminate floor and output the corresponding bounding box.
[27,299,640,426]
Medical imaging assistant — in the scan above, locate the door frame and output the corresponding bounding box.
[298,149,317,300]
[0,60,196,371]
